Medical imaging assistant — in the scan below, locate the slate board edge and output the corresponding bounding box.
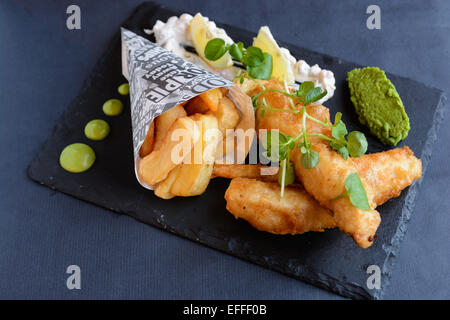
[26,1,448,300]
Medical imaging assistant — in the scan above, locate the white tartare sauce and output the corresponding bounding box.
[293,60,336,104]
[147,14,336,104]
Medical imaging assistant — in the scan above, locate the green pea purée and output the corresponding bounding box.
[347,67,410,146]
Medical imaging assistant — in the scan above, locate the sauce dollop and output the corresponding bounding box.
[59,143,96,173]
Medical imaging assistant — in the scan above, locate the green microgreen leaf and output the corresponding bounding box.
[347,131,368,158]
[331,173,371,210]
[262,131,289,162]
[331,117,348,141]
[278,159,295,187]
[242,46,265,66]
[247,53,273,80]
[304,87,327,105]
[229,42,244,60]
[345,173,371,210]
[204,38,228,61]
[296,81,315,99]
[330,142,349,160]
[300,149,320,169]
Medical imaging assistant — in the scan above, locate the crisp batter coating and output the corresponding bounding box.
[354,146,422,206]
[292,144,381,248]
[212,164,278,182]
[237,79,422,248]
[250,80,331,141]
[225,178,336,235]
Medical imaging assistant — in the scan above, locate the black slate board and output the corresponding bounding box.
[28,2,446,299]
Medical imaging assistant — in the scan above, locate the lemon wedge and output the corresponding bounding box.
[253,26,295,84]
[190,13,233,69]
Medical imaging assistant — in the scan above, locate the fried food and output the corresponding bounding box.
[292,144,381,248]
[354,146,422,206]
[169,114,220,197]
[199,88,224,112]
[213,164,278,182]
[154,104,187,150]
[215,86,256,164]
[185,95,211,115]
[138,116,200,186]
[225,178,336,234]
[153,166,181,200]
[209,96,240,136]
[250,80,383,248]
[234,77,268,96]
[185,88,223,114]
[139,121,155,158]
[248,79,331,141]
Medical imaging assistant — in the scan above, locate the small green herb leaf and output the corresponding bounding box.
[262,131,289,161]
[278,160,295,187]
[345,173,371,210]
[229,42,244,60]
[247,53,273,80]
[300,149,320,169]
[304,87,327,105]
[330,142,349,160]
[347,131,368,158]
[204,38,228,61]
[331,119,348,142]
[296,81,315,99]
[333,112,342,125]
[243,46,265,66]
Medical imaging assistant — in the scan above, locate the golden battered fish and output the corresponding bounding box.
[251,80,331,141]
[225,177,336,235]
[241,79,422,248]
[354,146,422,206]
[292,144,381,248]
[212,164,278,182]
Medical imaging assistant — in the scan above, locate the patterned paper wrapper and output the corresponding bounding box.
[121,28,254,189]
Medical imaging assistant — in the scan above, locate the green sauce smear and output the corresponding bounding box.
[84,119,110,140]
[118,83,129,95]
[60,143,96,173]
[347,67,410,146]
[103,99,123,116]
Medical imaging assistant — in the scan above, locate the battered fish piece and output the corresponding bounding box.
[249,80,380,247]
[212,164,278,182]
[240,79,421,247]
[225,178,336,235]
[292,144,381,248]
[354,146,422,206]
[250,80,331,140]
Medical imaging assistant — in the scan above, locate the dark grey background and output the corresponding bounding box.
[0,0,448,299]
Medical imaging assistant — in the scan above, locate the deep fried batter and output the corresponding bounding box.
[212,164,278,182]
[235,79,422,248]
[225,178,336,235]
[354,146,422,206]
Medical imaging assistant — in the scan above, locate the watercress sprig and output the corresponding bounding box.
[204,38,273,79]
[252,76,369,205]
[261,130,296,197]
[331,173,371,210]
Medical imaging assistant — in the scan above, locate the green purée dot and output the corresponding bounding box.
[103,99,123,116]
[118,83,129,95]
[59,143,95,173]
[84,119,110,140]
